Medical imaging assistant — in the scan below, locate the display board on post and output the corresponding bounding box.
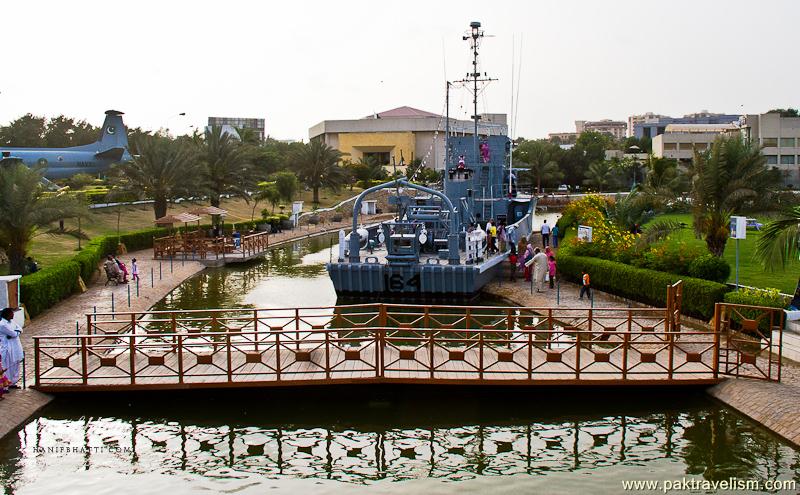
[730,215,747,289]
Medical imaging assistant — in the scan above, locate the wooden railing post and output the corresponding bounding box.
[86,314,92,336]
[667,329,674,380]
[295,308,301,350]
[622,332,629,380]
[34,339,40,388]
[325,331,331,380]
[712,303,721,379]
[429,330,435,379]
[177,335,184,384]
[527,331,533,380]
[276,331,281,381]
[171,312,177,334]
[226,333,233,382]
[81,336,88,385]
[478,332,484,380]
[253,309,259,352]
[129,334,136,385]
[575,330,581,380]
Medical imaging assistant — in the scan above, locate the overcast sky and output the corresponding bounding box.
[2,0,798,141]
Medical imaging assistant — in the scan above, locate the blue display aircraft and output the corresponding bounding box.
[0,110,132,179]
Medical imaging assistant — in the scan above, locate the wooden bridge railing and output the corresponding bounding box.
[33,324,721,389]
[152,231,269,260]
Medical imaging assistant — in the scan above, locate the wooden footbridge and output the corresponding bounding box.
[32,283,785,392]
[153,231,270,267]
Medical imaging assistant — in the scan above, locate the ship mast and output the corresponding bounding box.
[464,21,495,164]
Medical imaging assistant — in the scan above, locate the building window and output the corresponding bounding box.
[780,137,796,147]
[363,152,390,165]
[762,137,778,147]
[657,126,666,135]
[780,155,796,165]
[663,143,677,151]
[765,155,778,165]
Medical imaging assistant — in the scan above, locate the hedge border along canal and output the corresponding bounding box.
[557,252,730,321]
[19,217,281,318]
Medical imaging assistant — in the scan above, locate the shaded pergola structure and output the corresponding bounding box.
[152,207,268,267]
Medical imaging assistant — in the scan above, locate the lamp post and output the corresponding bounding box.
[628,145,641,189]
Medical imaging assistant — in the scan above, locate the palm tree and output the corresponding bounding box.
[516,140,563,193]
[292,140,346,204]
[756,206,800,301]
[198,126,256,208]
[691,135,776,257]
[583,161,614,192]
[114,136,199,219]
[0,162,85,274]
[352,156,387,184]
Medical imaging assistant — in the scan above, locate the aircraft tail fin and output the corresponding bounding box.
[96,110,129,153]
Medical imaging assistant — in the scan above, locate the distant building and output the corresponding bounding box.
[652,123,741,161]
[308,106,507,170]
[630,111,741,139]
[547,132,578,144]
[207,116,266,141]
[743,112,800,187]
[575,120,627,140]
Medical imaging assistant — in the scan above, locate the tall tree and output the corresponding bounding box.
[691,135,777,257]
[0,114,46,146]
[113,136,199,219]
[0,162,85,274]
[515,140,564,193]
[197,126,257,208]
[292,140,346,204]
[272,171,299,204]
[583,161,615,192]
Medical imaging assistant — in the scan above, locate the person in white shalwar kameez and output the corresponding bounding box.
[0,308,24,386]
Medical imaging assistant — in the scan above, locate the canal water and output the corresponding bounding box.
[2,231,798,494]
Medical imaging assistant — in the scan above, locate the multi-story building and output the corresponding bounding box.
[575,120,627,140]
[743,112,800,187]
[308,106,507,170]
[630,111,741,139]
[547,132,578,144]
[652,123,741,161]
[207,116,266,141]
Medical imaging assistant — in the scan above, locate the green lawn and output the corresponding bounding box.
[645,213,799,294]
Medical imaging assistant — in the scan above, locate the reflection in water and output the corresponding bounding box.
[151,234,338,312]
[0,392,797,493]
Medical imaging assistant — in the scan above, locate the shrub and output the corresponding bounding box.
[688,254,731,283]
[723,287,789,334]
[557,252,730,320]
[630,242,705,276]
[20,261,81,318]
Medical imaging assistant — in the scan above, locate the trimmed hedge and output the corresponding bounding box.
[20,261,81,318]
[20,227,170,318]
[557,252,730,320]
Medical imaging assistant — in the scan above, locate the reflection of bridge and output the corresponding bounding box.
[153,231,269,267]
[32,283,785,391]
[19,406,795,483]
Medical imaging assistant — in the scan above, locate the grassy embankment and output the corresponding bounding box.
[644,213,798,293]
[22,187,362,271]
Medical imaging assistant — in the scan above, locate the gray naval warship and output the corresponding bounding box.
[326,21,536,298]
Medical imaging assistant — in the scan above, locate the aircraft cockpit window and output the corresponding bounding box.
[107,125,116,135]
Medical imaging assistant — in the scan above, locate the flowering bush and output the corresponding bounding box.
[561,195,637,261]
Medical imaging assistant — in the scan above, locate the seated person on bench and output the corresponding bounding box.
[103,255,124,283]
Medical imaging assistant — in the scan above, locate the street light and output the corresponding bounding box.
[628,145,641,189]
